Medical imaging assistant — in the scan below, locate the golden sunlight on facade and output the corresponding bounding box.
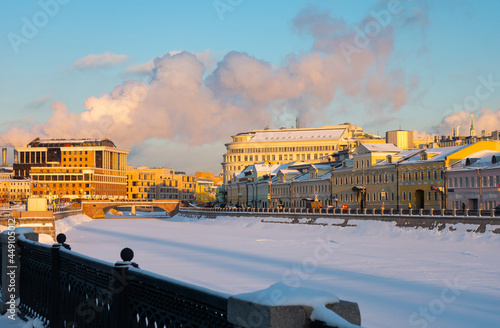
[14,138,129,200]
[222,123,384,185]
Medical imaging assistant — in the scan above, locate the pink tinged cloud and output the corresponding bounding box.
[74,51,129,70]
[436,108,500,136]
[1,6,425,150]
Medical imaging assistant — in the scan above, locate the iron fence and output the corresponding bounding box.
[16,237,235,328]
[0,232,353,328]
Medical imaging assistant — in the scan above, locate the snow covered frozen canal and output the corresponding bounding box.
[3,212,500,327]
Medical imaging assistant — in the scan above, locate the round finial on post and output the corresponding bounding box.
[56,233,66,244]
[120,247,134,262]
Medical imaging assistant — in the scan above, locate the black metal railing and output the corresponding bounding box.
[189,206,499,217]
[126,268,231,327]
[18,238,53,325]
[15,236,235,328]
[4,232,353,328]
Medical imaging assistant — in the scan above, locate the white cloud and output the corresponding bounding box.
[125,60,155,75]
[74,51,129,70]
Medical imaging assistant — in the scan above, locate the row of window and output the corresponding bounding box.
[451,201,497,210]
[228,145,336,154]
[227,152,327,165]
[335,169,443,186]
[401,170,442,182]
[449,176,500,188]
[63,151,89,155]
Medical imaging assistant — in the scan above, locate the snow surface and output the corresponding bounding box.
[2,212,500,327]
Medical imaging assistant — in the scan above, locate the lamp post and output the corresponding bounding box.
[268,180,272,209]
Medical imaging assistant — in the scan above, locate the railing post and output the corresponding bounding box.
[465,209,469,216]
[112,248,136,328]
[400,208,403,215]
[430,208,434,216]
[453,209,456,216]
[419,209,423,216]
[50,233,70,328]
[390,208,394,215]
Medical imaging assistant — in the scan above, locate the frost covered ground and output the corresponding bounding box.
[2,212,500,327]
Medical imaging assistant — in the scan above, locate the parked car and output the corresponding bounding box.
[336,204,348,210]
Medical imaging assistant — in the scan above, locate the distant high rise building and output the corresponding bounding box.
[14,138,129,199]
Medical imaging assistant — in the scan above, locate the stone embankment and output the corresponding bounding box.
[180,209,500,234]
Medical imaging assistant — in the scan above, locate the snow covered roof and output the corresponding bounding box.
[448,150,500,171]
[310,164,334,171]
[423,145,467,161]
[197,178,214,184]
[248,129,346,143]
[357,143,402,153]
[27,137,117,148]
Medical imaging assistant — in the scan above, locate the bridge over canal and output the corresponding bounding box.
[81,200,180,218]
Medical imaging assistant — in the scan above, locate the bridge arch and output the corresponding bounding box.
[81,200,180,219]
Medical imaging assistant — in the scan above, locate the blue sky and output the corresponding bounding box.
[1,0,500,173]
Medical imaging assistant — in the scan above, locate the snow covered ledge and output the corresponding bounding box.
[228,282,362,328]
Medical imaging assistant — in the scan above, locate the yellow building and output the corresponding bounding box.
[126,166,156,200]
[331,141,500,210]
[386,130,414,150]
[194,172,222,205]
[331,143,402,210]
[0,179,30,203]
[14,138,129,200]
[127,166,196,203]
[222,123,384,185]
